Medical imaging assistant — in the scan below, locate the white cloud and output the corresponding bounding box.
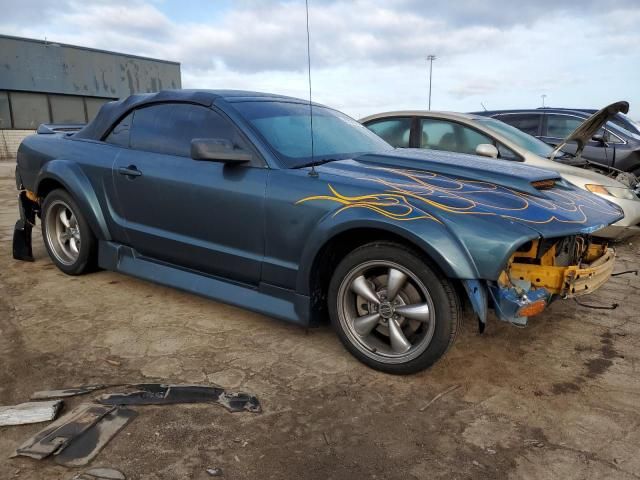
[1,0,639,118]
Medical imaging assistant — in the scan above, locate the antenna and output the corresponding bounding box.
[427,54,436,110]
[480,102,487,112]
[305,0,318,177]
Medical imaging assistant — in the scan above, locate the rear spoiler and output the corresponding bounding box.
[36,123,85,135]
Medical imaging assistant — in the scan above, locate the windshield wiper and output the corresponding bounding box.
[293,158,342,169]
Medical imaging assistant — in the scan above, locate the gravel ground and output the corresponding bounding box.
[1,173,639,480]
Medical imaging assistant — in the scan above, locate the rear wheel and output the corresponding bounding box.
[328,242,461,374]
[41,189,97,275]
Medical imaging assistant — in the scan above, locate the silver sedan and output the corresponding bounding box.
[361,111,640,240]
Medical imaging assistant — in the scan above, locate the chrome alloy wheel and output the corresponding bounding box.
[337,260,436,364]
[45,200,81,266]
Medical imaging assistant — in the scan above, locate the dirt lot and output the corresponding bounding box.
[1,173,639,480]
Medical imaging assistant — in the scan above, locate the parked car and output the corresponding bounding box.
[361,110,640,240]
[472,104,640,176]
[13,90,623,374]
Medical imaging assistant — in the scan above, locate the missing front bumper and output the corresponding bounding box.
[508,246,616,298]
[484,239,617,326]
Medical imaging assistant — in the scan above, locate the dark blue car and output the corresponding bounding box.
[474,106,640,176]
[13,90,623,373]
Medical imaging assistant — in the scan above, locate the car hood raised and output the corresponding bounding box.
[312,149,624,237]
[550,101,630,161]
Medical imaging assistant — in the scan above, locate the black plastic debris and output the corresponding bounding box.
[97,384,261,413]
[14,404,115,460]
[12,191,36,262]
[55,408,137,467]
[0,400,62,427]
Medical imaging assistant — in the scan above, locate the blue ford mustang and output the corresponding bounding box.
[13,90,623,374]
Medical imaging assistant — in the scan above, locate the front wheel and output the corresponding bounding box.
[41,189,97,275]
[328,242,461,374]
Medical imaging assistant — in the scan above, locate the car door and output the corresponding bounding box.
[110,102,267,285]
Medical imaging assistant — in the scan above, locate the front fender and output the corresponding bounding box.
[36,159,111,241]
[294,209,481,295]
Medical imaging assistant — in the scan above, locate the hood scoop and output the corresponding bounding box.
[531,179,557,190]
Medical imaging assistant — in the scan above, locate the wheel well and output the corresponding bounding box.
[308,228,459,325]
[37,178,66,200]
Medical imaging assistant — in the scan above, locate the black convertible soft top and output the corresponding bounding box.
[74,89,306,141]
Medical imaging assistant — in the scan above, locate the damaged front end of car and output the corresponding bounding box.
[466,235,616,329]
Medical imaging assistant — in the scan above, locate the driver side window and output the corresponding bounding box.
[130,103,246,157]
[420,119,456,151]
[458,127,494,155]
[420,119,494,155]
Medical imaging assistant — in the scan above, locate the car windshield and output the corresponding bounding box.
[475,117,556,158]
[232,101,392,168]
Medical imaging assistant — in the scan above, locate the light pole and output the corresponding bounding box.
[541,94,547,108]
[427,54,436,110]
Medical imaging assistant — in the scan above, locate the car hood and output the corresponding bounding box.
[313,149,624,237]
[550,101,629,161]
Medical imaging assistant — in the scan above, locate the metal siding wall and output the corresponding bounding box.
[0,35,181,98]
[0,129,34,161]
[0,92,11,128]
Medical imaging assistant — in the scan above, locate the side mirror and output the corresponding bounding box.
[475,143,499,159]
[191,138,252,163]
[592,133,608,145]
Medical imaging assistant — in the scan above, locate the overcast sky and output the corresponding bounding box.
[2,0,640,119]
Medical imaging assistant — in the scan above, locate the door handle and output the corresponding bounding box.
[118,165,142,178]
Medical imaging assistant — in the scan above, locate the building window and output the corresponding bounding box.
[50,94,86,123]
[85,97,109,121]
[10,92,50,129]
[0,91,114,130]
[0,91,11,129]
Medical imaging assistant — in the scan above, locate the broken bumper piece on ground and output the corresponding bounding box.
[97,384,262,413]
[55,408,137,467]
[0,400,62,427]
[13,403,135,464]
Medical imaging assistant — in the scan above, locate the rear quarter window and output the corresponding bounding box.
[365,117,412,148]
[105,113,133,148]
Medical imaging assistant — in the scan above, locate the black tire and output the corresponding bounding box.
[328,241,461,374]
[41,189,97,275]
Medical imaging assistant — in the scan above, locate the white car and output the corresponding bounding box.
[361,110,640,240]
